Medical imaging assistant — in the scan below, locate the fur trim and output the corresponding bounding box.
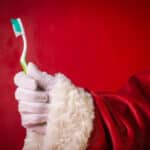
[23,73,95,150]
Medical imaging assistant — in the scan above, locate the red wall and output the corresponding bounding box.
[0,1,149,150]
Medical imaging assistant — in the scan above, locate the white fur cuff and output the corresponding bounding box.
[23,73,95,150]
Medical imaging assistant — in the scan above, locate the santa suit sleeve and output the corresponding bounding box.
[23,71,150,150]
[87,70,150,150]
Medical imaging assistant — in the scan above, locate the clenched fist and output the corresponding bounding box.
[14,62,55,134]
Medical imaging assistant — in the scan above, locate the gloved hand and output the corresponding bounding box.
[14,62,94,150]
[14,62,55,134]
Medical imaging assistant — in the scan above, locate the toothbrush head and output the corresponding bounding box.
[11,18,23,37]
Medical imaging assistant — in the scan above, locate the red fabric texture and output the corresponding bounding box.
[88,70,150,150]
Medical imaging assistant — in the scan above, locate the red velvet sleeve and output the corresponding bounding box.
[87,70,150,150]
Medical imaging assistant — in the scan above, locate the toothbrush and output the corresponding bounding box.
[11,18,28,73]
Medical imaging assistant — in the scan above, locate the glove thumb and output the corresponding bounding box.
[27,62,54,90]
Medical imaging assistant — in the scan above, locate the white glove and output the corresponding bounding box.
[14,62,94,150]
[14,62,55,134]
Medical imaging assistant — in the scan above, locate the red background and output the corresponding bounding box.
[0,1,149,150]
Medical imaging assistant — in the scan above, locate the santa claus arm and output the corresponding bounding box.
[87,70,150,150]
[14,64,150,150]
